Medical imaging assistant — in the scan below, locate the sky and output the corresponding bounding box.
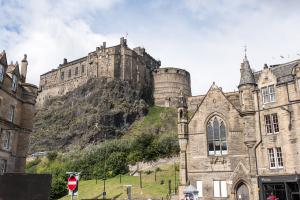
[1,0,300,95]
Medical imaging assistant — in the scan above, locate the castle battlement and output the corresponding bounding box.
[37,37,161,108]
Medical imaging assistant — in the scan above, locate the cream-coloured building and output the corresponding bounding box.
[178,55,300,200]
[0,51,38,174]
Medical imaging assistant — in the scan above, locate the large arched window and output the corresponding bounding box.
[207,116,227,155]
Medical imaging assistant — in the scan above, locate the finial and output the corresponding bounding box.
[244,45,248,60]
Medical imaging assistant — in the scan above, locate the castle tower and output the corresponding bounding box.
[153,67,191,107]
[177,92,189,199]
[238,54,257,175]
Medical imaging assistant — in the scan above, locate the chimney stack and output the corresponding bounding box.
[63,58,67,64]
[20,54,28,82]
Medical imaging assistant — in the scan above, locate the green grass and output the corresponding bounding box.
[60,164,179,200]
[125,106,177,138]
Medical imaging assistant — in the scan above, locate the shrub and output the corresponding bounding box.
[47,151,58,162]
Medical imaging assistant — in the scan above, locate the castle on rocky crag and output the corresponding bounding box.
[37,37,191,108]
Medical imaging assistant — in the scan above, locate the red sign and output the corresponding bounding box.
[67,176,77,191]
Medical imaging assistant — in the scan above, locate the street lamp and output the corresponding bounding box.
[95,123,107,200]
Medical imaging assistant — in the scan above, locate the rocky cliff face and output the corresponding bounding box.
[30,78,152,153]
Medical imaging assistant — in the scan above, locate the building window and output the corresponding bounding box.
[68,69,71,78]
[213,180,227,197]
[61,71,64,80]
[268,147,283,169]
[2,131,10,150]
[8,105,15,122]
[0,64,4,82]
[75,67,78,75]
[207,116,227,156]
[262,85,276,104]
[81,65,85,73]
[11,75,17,91]
[264,113,279,134]
[196,181,203,197]
[0,159,6,175]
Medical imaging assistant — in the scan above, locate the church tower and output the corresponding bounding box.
[238,53,257,175]
[177,92,189,198]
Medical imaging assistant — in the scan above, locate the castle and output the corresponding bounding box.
[37,37,191,108]
[177,56,300,200]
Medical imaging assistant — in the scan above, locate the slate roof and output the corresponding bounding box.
[239,57,255,86]
[253,59,299,85]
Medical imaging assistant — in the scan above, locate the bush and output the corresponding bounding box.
[49,175,68,200]
[47,151,58,162]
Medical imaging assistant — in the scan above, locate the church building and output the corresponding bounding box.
[177,55,300,200]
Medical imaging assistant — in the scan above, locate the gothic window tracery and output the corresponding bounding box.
[207,116,228,156]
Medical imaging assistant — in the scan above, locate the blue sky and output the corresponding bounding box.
[1,0,300,95]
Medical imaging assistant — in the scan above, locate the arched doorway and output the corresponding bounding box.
[236,183,249,200]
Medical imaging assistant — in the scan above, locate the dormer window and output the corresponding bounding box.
[11,75,17,91]
[262,85,275,104]
[0,64,4,82]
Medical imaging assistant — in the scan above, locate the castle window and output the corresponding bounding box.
[262,85,275,104]
[264,113,279,134]
[268,147,283,169]
[0,159,6,175]
[11,75,17,92]
[61,72,64,80]
[81,65,85,73]
[207,116,227,156]
[213,180,227,197]
[68,69,71,78]
[75,67,78,75]
[8,105,15,122]
[0,64,4,82]
[2,131,10,150]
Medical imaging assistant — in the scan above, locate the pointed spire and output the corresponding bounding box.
[239,51,255,87]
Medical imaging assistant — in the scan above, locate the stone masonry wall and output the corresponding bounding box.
[153,67,191,107]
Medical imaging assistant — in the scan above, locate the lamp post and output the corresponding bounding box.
[95,123,107,200]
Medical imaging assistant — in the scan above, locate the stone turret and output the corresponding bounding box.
[177,92,189,199]
[238,55,256,112]
[238,55,257,175]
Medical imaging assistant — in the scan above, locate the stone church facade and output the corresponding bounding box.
[0,51,38,174]
[178,56,300,200]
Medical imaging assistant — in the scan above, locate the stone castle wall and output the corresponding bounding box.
[153,67,191,107]
[37,38,161,108]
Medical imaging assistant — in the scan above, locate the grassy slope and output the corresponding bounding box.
[60,164,179,200]
[125,106,177,137]
[27,106,179,199]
